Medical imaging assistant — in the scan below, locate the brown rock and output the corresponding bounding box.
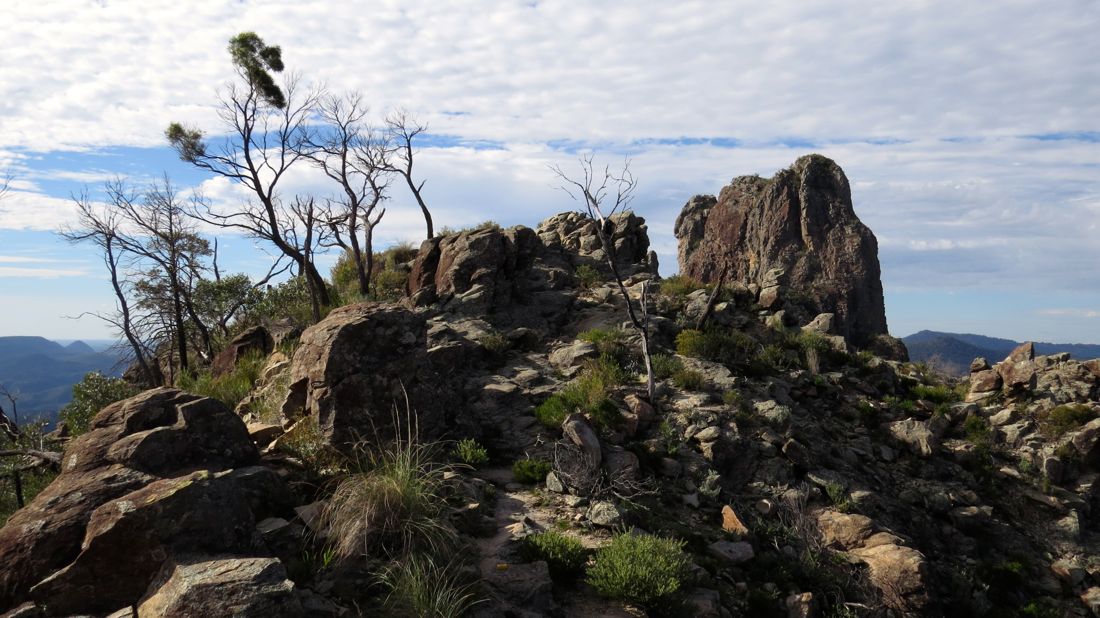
[137,555,302,617]
[850,542,933,612]
[675,154,898,352]
[785,592,817,618]
[721,505,750,538]
[0,388,261,611]
[281,303,445,450]
[817,511,877,550]
[212,326,273,377]
[969,369,1002,395]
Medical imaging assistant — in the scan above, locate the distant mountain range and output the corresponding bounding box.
[902,330,1100,376]
[0,337,125,422]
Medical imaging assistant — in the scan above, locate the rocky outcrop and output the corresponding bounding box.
[212,326,274,377]
[0,388,289,615]
[136,555,302,617]
[281,303,446,449]
[966,342,1100,404]
[406,211,655,330]
[675,154,898,353]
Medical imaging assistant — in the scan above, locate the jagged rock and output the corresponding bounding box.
[548,341,598,376]
[998,343,1039,392]
[482,560,555,616]
[1072,418,1100,464]
[675,154,902,355]
[212,326,274,377]
[536,210,657,276]
[136,555,302,617]
[818,511,876,549]
[282,303,445,449]
[0,388,266,612]
[803,313,835,334]
[850,542,933,613]
[586,501,623,527]
[562,413,601,468]
[889,418,939,457]
[29,467,286,615]
[683,588,721,617]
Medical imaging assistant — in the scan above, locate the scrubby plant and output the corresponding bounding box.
[534,355,625,429]
[650,353,683,380]
[452,438,489,466]
[658,420,683,456]
[575,263,601,289]
[578,327,630,361]
[963,414,991,444]
[436,220,501,237]
[176,350,267,411]
[671,367,706,391]
[659,274,707,298]
[586,532,691,608]
[825,482,853,513]
[478,331,511,358]
[676,328,755,368]
[58,371,139,436]
[519,530,588,580]
[1040,403,1096,437]
[698,469,721,500]
[320,416,454,561]
[755,343,794,373]
[512,458,552,484]
[377,555,482,617]
[910,383,961,405]
[722,389,744,408]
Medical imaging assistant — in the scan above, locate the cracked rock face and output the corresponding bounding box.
[675,154,897,353]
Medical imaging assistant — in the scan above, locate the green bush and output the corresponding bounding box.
[576,264,601,289]
[651,353,683,380]
[1041,403,1096,437]
[755,343,793,373]
[963,414,991,444]
[377,555,482,617]
[722,389,744,408]
[58,372,139,436]
[534,355,625,429]
[452,438,489,466]
[176,351,266,411]
[672,368,705,391]
[512,458,552,484]
[478,332,511,357]
[519,531,588,580]
[910,383,961,405]
[237,276,323,328]
[578,328,630,361]
[436,220,501,237]
[676,328,755,368]
[586,532,690,607]
[659,275,707,298]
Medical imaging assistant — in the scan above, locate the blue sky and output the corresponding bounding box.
[1,0,1099,344]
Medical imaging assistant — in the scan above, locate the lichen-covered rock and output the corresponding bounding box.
[136,555,302,617]
[674,154,899,354]
[211,326,273,377]
[0,388,281,615]
[536,210,657,276]
[282,303,445,449]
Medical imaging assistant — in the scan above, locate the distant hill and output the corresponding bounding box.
[0,336,125,422]
[902,330,1100,375]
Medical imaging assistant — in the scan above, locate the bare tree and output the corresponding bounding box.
[0,385,20,442]
[0,171,11,201]
[306,93,390,297]
[384,110,433,240]
[166,33,331,307]
[61,195,163,387]
[552,156,656,402]
[286,196,332,322]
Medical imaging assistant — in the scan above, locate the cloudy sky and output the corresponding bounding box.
[1,0,1098,343]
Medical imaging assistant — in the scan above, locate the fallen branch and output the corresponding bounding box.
[0,449,62,468]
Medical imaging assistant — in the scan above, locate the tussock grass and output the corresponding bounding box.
[377,554,482,617]
[177,350,266,410]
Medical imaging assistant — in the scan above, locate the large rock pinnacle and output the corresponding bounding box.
[675,154,898,352]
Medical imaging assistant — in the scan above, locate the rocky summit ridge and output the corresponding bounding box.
[1,155,1099,618]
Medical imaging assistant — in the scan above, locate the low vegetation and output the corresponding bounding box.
[1038,403,1096,437]
[376,555,482,617]
[512,458,552,484]
[451,438,489,467]
[519,531,588,580]
[176,351,266,411]
[586,532,691,608]
[58,371,139,436]
[534,355,627,429]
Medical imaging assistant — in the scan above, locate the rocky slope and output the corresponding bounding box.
[2,162,1098,617]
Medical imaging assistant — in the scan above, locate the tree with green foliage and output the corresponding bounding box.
[166,31,331,310]
[58,372,138,437]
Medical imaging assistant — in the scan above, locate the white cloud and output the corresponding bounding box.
[1037,308,1100,319]
[0,266,88,278]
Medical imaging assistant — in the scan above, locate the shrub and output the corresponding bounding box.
[676,328,755,368]
[658,420,683,456]
[755,343,793,373]
[176,350,266,411]
[650,353,683,380]
[1041,403,1096,437]
[452,438,489,466]
[963,414,991,444]
[722,389,744,408]
[578,328,630,361]
[371,268,408,302]
[519,531,588,580]
[586,532,690,607]
[436,220,501,237]
[320,422,454,560]
[512,458,552,484]
[672,368,705,391]
[377,555,482,617]
[825,482,852,513]
[575,264,601,289]
[478,332,511,358]
[237,276,323,327]
[534,355,625,429]
[58,371,139,436]
[659,275,706,298]
[910,383,961,405]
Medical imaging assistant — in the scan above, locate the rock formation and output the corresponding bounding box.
[0,388,291,615]
[675,154,901,355]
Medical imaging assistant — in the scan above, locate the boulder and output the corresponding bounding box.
[0,388,284,615]
[889,418,938,457]
[211,326,273,377]
[850,542,933,612]
[536,210,657,276]
[136,555,302,617]
[674,154,900,354]
[706,541,754,565]
[281,303,446,449]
